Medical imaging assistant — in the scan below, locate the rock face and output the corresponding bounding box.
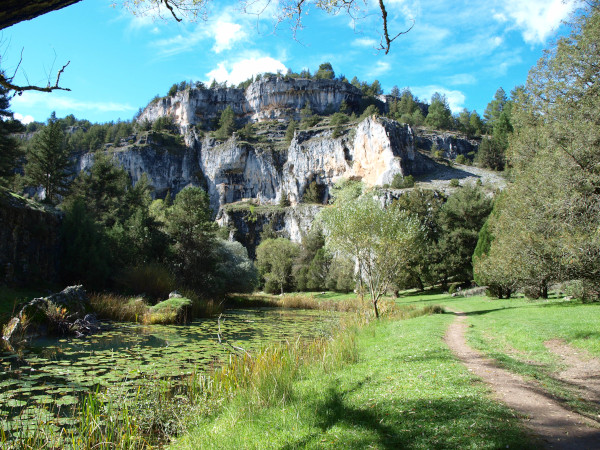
[0,189,61,285]
[2,286,98,346]
[138,77,363,130]
[73,77,480,253]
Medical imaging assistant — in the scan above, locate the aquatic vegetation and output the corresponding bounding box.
[0,308,340,447]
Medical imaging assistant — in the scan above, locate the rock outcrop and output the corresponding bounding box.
[138,77,363,130]
[2,286,99,346]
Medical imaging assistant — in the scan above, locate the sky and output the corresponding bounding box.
[1,0,579,124]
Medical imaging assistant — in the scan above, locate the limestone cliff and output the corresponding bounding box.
[138,77,363,131]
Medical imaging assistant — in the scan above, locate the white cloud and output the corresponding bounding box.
[353,37,378,48]
[444,74,477,86]
[212,21,247,53]
[498,0,577,43]
[205,56,288,86]
[13,113,34,124]
[366,61,391,78]
[152,12,247,56]
[411,85,466,113]
[12,92,136,114]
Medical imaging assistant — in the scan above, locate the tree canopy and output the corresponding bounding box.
[474,1,600,299]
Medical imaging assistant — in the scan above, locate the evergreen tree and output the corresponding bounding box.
[0,80,24,187]
[476,3,600,299]
[215,106,236,140]
[425,93,452,130]
[285,119,297,143]
[315,62,335,80]
[166,187,218,293]
[434,184,492,286]
[483,87,508,129]
[25,112,72,204]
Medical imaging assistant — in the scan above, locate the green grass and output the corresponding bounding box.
[171,311,531,449]
[396,291,600,421]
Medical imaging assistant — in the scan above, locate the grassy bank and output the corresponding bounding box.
[397,290,600,421]
[171,308,531,449]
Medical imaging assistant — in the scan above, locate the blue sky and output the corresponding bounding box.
[2,0,578,124]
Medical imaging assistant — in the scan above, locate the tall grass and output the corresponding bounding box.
[89,292,224,324]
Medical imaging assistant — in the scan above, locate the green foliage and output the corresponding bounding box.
[330,112,349,138]
[214,106,237,140]
[449,178,460,187]
[25,113,72,204]
[391,189,445,291]
[285,119,297,144]
[455,154,466,164]
[279,191,290,207]
[391,174,415,189]
[303,180,325,204]
[475,5,600,296]
[359,104,379,121]
[60,198,111,289]
[425,93,452,130]
[166,187,218,294]
[114,263,176,299]
[256,238,300,294]
[213,239,259,295]
[475,137,505,170]
[152,115,177,133]
[315,62,335,80]
[0,82,24,187]
[435,184,493,285]
[237,123,256,141]
[300,103,320,129]
[328,178,363,204]
[320,192,419,317]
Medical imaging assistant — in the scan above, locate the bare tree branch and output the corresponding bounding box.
[0,61,71,95]
[162,0,183,22]
[377,0,414,54]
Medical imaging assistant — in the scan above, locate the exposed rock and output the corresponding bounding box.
[0,188,61,285]
[169,290,183,298]
[415,129,479,159]
[2,285,97,345]
[138,77,363,130]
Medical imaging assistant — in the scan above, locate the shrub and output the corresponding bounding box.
[391,174,415,189]
[449,178,460,187]
[455,154,466,164]
[115,263,176,300]
[148,297,193,324]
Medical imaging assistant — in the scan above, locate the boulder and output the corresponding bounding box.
[2,285,98,345]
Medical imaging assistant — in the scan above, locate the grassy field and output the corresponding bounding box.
[396,289,600,420]
[171,309,531,449]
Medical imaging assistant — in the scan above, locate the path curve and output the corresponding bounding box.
[444,311,600,449]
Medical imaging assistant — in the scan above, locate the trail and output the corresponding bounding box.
[444,311,600,449]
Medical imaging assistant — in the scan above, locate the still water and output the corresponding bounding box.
[0,308,340,433]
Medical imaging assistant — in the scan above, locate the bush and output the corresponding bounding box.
[455,154,466,164]
[563,280,600,303]
[115,263,176,300]
[449,178,460,187]
[391,174,415,189]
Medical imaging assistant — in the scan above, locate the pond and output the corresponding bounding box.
[0,308,340,439]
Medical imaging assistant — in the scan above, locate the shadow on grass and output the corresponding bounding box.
[283,383,534,449]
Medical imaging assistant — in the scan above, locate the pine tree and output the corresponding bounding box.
[0,79,24,187]
[25,112,71,204]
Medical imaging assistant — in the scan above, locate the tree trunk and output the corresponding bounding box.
[373,299,380,319]
[1,0,82,30]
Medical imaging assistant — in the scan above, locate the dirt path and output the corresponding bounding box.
[545,339,600,405]
[444,311,600,449]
